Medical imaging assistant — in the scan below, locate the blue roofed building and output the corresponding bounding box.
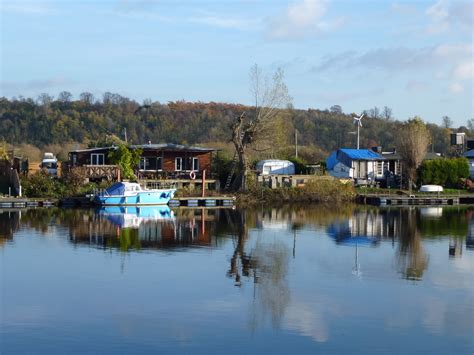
[326,148,385,184]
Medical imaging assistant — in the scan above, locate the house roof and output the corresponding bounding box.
[69,146,116,153]
[131,143,216,152]
[326,148,383,170]
[70,143,217,154]
[463,149,474,158]
[326,151,338,170]
[337,149,383,167]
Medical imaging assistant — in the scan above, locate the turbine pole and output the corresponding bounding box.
[357,124,360,149]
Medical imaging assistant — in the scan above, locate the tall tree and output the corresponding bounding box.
[467,118,474,133]
[231,65,291,191]
[442,115,453,129]
[330,105,342,114]
[382,106,393,120]
[79,92,95,105]
[58,91,73,103]
[396,117,431,190]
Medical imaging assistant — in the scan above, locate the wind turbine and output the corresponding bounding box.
[353,113,364,149]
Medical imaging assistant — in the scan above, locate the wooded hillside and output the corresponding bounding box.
[0,94,457,163]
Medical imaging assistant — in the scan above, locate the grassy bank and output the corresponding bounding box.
[236,179,356,206]
[18,173,356,205]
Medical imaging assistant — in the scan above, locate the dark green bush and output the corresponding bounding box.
[418,158,469,188]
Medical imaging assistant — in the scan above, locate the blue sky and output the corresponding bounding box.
[1,0,472,126]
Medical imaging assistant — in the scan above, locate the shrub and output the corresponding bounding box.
[418,158,469,188]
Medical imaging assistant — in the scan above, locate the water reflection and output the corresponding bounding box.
[1,205,473,353]
[0,210,19,247]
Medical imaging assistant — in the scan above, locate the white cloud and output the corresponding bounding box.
[449,83,464,93]
[1,1,55,15]
[426,0,473,34]
[265,0,345,40]
[313,43,473,82]
[188,13,256,30]
[406,81,430,93]
[0,77,75,96]
[453,62,474,80]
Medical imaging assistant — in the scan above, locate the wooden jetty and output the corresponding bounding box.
[359,194,461,206]
[60,196,236,208]
[168,196,235,208]
[0,198,56,209]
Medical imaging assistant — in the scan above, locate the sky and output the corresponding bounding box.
[0,0,473,126]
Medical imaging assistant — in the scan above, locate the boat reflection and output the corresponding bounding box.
[97,206,175,229]
[69,207,224,252]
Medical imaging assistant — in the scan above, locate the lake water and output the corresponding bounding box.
[1,205,473,354]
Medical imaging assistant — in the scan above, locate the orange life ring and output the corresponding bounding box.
[190,171,196,180]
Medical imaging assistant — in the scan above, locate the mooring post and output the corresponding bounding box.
[201,169,206,197]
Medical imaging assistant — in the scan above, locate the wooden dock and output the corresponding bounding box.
[59,196,236,208]
[359,195,461,206]
[0,198,56,209]
[168,196,235,208]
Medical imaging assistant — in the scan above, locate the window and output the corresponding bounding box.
[156,157,163,171]
[91,153,104,165]
[377,161,383,175]
[175,157,182,171]
[192,157,199,171]
[139,158,149,171]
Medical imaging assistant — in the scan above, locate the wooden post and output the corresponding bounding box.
[201,169,206,197]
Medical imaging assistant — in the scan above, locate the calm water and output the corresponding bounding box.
[1,205,473,354]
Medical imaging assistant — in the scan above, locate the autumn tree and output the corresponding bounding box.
[396,117,431,190]
[231,64,291,191]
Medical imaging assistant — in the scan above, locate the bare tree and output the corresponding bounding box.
[442,115,453,129]
[79,92,95,105]
[37,93,53,106]
[58,91,73,103]
[368,106,380,119]
[467,118,474,133]
[382,106,393,120]
[231,65,291,191]
[396,117,431,190]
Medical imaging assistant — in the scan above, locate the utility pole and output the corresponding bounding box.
[295,129,298,158]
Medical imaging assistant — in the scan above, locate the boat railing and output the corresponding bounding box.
[93,187,110,197]
[144,181,177,190]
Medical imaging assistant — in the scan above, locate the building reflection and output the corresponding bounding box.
[0,210,19,247]
[325,207,472,280]
[68,207,226,252]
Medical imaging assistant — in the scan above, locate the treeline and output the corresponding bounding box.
[0,93,462,162]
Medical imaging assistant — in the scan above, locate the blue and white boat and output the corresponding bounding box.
[94,182,176,206]
[97,206,175,228]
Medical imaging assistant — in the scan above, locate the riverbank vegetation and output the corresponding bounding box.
[236,179,356,206]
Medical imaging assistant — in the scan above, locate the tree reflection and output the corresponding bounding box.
[226,209,254,287]
[249,240,290,330]
[397,208,429,280]
[226,208,291,330]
